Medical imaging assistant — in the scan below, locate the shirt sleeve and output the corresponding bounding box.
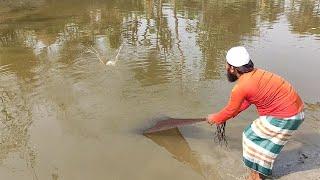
[239,99,251,113]
[209,84,247,124]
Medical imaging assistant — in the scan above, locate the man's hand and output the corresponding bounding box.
[206,113,217,126]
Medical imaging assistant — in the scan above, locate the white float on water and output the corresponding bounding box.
[87,43,123,67]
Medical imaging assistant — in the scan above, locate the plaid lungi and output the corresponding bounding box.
[242,112,304,176]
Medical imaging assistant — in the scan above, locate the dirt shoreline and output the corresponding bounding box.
[280,169,320,180]
[252,111,320,180]
[275,109,320,180]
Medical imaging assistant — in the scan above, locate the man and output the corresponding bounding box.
[207,46,304,180]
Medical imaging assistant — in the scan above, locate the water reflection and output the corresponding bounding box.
[4,0,319,86]
[258,0,285,24]
[0,0,266,85]
[197,0,259,79]
[287,0,320,35]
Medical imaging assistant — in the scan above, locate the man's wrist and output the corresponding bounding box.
[207,114,216,125]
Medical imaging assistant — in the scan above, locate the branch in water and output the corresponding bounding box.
[88,45,106,65]
[86,44,123,66]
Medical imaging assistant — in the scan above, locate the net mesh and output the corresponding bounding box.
[143,118,205,134]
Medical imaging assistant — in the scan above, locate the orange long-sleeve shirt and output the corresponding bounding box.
[209,68,304,124]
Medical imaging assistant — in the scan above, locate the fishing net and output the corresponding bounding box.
[143,118,205,134]
[144,117,228,146]
[213,122,228,146]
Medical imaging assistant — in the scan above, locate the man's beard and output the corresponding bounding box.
[227,71,238,82]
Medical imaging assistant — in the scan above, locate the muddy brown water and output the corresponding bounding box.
[0,0,320,179]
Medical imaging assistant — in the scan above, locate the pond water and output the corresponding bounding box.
[0,0,320,179]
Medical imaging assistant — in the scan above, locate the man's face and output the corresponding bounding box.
[226,63,238,82]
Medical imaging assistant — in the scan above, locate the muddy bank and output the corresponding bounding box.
[276,107,320,179]
[280,169,320,180]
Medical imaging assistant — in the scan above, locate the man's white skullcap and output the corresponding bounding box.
[226,46,250,67]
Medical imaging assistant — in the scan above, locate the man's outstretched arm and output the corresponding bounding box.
[207,85,248,124]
